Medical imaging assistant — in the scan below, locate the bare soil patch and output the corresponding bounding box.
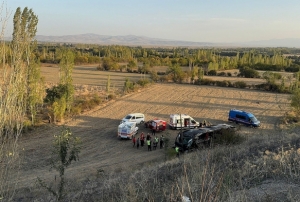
[6,64,292,200]
[14,81,291,195]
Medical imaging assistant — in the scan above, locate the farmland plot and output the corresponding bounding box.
[14,82,291,196]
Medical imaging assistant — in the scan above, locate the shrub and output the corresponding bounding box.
[285,66,300,72]
[137,78,151,87]
[44,84,68,103]
[255,83,286,92]
[70,105,82,117]
[217,72,226,76]
[272,72,282,80]
[282,111,300,124]
[239,67,260,78]
[200,78,215,85]
[160,75,169,83]
[23,119,34,133]
[96,64,104,71]
[107,94,116,100]
[71,94,103,114]
[157,71,166,75]
[215,80,232,87]
[207,70,217,76]
[234,81,247,88]
[213,128,245,145]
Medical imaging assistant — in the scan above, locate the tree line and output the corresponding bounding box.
[23,44,300,72]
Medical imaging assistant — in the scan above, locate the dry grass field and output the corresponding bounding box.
[10,64,297,200]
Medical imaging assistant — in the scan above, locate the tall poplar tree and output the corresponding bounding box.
[0,6,38,200]
[59,49,75,113]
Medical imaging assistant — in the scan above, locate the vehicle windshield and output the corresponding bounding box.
[125,115,132,119]
[183,137,191,145]
[250,117,257,122]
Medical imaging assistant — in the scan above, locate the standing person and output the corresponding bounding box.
[152,128,156,136]
[160,135,164,149]
[154,136,159,150]
[147,139,151,151]
[132,136,136,147]
[140,132,145,147]
[136,138,140,149]
[146,133,151,140]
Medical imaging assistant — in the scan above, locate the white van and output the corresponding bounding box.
[121,113,145,124]
[118,122,139,139]
[169,114,199,129]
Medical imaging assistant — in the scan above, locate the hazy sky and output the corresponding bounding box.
[3,0,300,43]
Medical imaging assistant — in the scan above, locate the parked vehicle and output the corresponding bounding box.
[118,122,139,139]
[169,114,200,129]
[174,123,236,152]
[144,119,167,132]
[121,113,145,124]
[228,109,260,127]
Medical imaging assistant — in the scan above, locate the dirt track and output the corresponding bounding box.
[15,83,291,191]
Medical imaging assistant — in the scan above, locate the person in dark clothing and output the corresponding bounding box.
[136,138,140,149]
[132,136,136,147]
[160,135,164,149]
[140,132,145,147]
[152,128,156,136]
[146,133,151,140]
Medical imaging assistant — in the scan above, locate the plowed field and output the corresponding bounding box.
[16,80,291,192]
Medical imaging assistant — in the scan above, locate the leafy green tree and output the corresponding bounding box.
[37,127,81,201]
[123,78,134,93]
[59,49,75,113]
[52,96,66,122]
[44,84,68,103]
[101,57,113,70]
[28,60,45,125]
[262,71,282,84]
[0,6,38,200]
[167,64,184,83]
[197,67,204,83]
[127,59,137,72]
[138,62,150,74]
[149,70,159,82]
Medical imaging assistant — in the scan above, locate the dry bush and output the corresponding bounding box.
[16,125,300,201]
[27,121,300,201]
[282,111,300,124]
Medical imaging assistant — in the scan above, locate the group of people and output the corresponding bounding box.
[199,120,211,127]
[132,132,165,151]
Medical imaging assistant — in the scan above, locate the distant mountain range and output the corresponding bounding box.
[7,33,300,48]
[34,33,216,47]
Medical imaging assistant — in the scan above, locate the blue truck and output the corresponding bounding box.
[228,109,260,127]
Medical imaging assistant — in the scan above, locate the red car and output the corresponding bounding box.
[144,119,167,132]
